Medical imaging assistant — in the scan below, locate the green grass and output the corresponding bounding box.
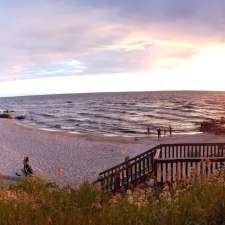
[0,173,224,225]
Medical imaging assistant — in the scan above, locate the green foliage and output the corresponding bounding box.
[0,175,224,225]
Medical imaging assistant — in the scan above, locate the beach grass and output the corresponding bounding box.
[0,174,224,225]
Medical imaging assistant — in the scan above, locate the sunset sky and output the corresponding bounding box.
[1,0,225,96]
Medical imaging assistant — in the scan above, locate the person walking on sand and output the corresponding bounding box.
[164,128,167,136]
[157,128,161,140]
[147,127,150,136]
[169,125,172,136]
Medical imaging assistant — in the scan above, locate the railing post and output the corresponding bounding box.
[96,143,225,192]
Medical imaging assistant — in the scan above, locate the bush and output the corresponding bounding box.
[0,174,224,225]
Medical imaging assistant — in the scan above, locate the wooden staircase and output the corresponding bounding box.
[96,143,225,192]
[96,145,158,192]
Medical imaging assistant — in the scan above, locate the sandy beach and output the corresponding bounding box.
[0,119,225,184]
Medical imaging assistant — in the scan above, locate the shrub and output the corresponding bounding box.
[0,174,224,225]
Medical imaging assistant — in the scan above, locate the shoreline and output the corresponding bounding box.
[12,119,140,144]
[0,119,225,185]
[13,119,203,144]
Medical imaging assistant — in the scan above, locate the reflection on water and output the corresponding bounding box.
[0,91,224,136]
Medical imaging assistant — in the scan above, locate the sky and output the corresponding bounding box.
[1,0,225,96]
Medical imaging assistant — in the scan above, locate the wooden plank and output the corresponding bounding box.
[186,145,189,157]
[180,161,183,180]
[222,144,225,156]
[218,144,222,157]
[156,157,225,163]
[213,145,216,157]
[167,162,171,183]
[177,162,181,181]
[172,145,175,158]
[180,145,183,158]
[150,153,154,171]
[172,162,175,182]
[156,161,161,183]
[192,145,195,157]
[187,162,191,178]
[164,146,167,159]
[134,160,137,184]
[216,145,219,157]
[167,146,170,158]
[97,142,225,192]
[165,163,169,182]
[162,163,166,183]
[206,145,209,157]
[209,145,212,157]
[162,146,166,159]
[212,161,215,174]
[138,160,142,177]
[160,162,163,183]
[178,145,181,158]
[154,149,161,160]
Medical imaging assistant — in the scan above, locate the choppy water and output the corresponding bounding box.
[0,91,225,136]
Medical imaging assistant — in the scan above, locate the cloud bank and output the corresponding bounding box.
[0,0,225,88]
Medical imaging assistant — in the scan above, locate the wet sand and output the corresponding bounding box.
[0,119,224,184]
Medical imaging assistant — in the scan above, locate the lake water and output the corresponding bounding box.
[0,91,224,136]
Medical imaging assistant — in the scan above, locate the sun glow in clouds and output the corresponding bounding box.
[1,43,225,98]
[170,45,225,90]
[1,1,225,96]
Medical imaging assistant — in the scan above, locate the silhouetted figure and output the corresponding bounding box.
[169,125,172,136]
[157,128,161,140]
[164,128,167,136]
[23,157,33,176]
[147,127,150,136]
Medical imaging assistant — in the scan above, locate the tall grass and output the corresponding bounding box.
[0,173,224,225]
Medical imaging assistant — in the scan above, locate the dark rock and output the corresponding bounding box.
[200,118,225,134]
[0,113,11,119]
[15,115,26,120]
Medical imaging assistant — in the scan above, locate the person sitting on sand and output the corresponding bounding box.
[23,157,33,176]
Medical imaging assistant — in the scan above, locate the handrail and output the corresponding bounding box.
[160,142,225,146]
[155,156,225,163]
[97,142,225,192]
[154,149,161,160]
[99,142,225,175]
[99,145,159,175]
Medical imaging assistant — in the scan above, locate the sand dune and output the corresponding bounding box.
[0,119,224,184]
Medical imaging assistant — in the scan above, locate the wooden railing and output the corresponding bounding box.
[98,146,158,192]
[97,143,225,192]
[154,143,225,183]
[157,143,225,159]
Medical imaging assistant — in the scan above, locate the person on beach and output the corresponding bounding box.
[169,125,172,136]
[157,128,161,140]
[23,157,33,176]
[164,128,167,136]
[147,127,150,136]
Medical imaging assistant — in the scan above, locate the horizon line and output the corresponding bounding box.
[1,89,224,99]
